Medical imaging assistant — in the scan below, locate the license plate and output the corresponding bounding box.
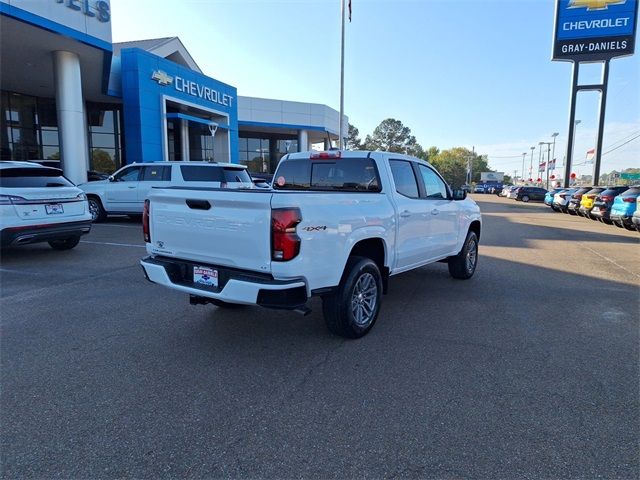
[193,266,218,287]
[45,203,64,215]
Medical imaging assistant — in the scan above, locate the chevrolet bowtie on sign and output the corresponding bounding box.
[552,0,638,61]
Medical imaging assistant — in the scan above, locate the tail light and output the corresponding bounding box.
[623,197,635,203]
[600,196,612,202]
[272,208,301,261]
[586,195,596,199]
[142,199,151,243]
[310,151,341,160]
[559,194,567,198]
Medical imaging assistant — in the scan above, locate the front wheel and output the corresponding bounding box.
[448,231,478,280]
[521,195,530,203]
[48,236,81,250]
[322,256,382,339]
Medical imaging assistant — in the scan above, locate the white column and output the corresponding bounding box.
[53,51,88,185]
[181,119,190,161]
[298,130,309,152]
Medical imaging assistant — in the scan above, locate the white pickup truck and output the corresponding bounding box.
[140,150,481,338]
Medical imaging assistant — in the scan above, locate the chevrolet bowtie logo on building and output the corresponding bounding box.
[568,0,626,10]
[151,70,173,86]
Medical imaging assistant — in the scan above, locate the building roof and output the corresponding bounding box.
[113,36,202,73]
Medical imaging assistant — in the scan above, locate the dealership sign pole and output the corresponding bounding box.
[552,0,638,187]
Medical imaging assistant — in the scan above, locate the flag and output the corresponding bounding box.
[548,158,556,170]
[539,162,546,172]
[348,0,352,22]
[586,148,595,159]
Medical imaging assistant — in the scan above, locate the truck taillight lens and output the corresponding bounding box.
[272,208,301,261]
[143,199,151,243]
[623,197,636,203]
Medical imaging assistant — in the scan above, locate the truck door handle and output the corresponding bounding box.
[185,199,211,210]
[127,186,136,189]
[400,210,411,218]
[431,209,439,215]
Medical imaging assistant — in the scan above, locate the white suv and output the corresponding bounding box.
[0,161,91,249]
[79,161,254,222]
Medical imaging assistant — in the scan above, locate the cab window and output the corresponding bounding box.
[389,160,419,198]
[418,164,448,199]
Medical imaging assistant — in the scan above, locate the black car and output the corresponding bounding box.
[515,186,547,202]
[566,187,593,214]
[590,186,630,224]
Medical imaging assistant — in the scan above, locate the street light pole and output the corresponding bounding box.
[529,146,535,184]
[521,152,527,184]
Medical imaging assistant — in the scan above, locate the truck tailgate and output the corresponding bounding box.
[147,188,273,273]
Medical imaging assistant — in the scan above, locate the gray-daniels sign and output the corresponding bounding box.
[552,0,638,61]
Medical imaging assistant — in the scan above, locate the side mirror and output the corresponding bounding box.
[452,189,467,200]
[108,175,115,182]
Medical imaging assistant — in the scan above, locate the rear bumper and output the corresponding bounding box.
[1,220,91,247]
[610,213,633,224]
[140,255,308,309]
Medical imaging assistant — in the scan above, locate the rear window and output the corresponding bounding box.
[620,187,640,197]
[273,157,381,192]
[0,167,74,188]
[180,165,252,183]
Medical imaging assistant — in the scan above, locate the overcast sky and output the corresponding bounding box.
[111,0,639,177]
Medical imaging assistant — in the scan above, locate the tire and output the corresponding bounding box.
[521,195,530,203]
[623,223,635,231]
[614,220,624,229]
[448,231,479,280]
[48,236,80,250]
[322,256,382,339]
[88,196,107,223]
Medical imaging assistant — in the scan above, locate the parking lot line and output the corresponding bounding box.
[80,240,146,248]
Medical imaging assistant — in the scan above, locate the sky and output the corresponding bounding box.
[110,0,640,178]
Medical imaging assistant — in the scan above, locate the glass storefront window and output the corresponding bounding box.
[86,103,123,173]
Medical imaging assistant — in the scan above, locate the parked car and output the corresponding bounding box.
[79,161,255,222]
[473,185,485,193]
[249,172,273,189]
[552,187,579,213]
[632,196,640,231]
[0,161,91,249]
[499,185,514,197]
[610,187,640,230]
[590,186,630,224]
[506,186,521,199]
[566,187,593,215]
[577,187,605,218]
[545,187,565,206]
[515,186,547,202]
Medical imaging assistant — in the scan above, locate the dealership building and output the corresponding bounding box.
[0,0,345,184]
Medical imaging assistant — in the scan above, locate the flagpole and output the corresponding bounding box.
[339,0,345,149]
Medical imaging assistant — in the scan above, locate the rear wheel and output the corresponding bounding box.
[322,256,382,339]
[448,231,478,280]
[88,196,107,223]
[521,195,530,203]
[614,219,624,228]
[48,236,81,250]
[623,223,635,231]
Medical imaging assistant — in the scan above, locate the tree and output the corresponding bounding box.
[424,146,440,163]
[363,118,423,156]
[91,149,116,173]
[429,148,469,187]
[346,123,362,150]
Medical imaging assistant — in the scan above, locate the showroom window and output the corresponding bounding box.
[86,103,124,174]
[239,137,270,173]
[1,91,58,161]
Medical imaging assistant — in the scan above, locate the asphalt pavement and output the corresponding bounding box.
[1,195,639,479]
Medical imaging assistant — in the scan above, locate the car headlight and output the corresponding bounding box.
[76,192,87,201]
